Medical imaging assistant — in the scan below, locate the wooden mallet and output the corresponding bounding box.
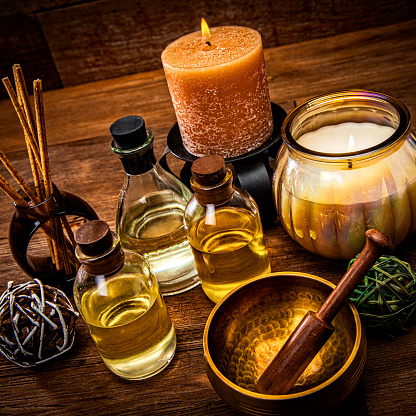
[256,229,395,395]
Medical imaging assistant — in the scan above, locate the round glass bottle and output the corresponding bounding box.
[73,220,176,380]
[273,90,416,260]
[184,155,271,303]
[110,115,199,295]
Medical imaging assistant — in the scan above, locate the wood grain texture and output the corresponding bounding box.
[37,0,416,87]
[0,20,416,416]
[36,0,277,86]
[1,0,414,93]
[270,0,416,45]
[265,19,416,115]
[0,14,61,100]
[0,0,86,18]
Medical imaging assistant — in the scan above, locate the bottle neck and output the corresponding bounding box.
[190,167,234,206]
[120,148,157,175]
[111,130,157,175]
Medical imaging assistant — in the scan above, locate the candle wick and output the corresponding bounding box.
[348,160,353,169]
[202,39,215,51]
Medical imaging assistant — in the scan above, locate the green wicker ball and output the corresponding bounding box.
[349,255,416,338]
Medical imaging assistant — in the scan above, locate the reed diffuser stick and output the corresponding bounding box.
[13,64,43,200]
[1,77,42,169]
[0,66,78,275]
[0,174,28,207]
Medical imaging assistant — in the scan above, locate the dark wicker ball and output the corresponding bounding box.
[0,279,78,367]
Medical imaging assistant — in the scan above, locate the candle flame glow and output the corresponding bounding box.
[348,134,355,152]
[201,18,211,38]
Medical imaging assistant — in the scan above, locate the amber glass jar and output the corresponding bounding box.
[273,90,416,260]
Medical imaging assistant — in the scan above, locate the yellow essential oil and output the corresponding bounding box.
[188,207,270,303]
[118,190,197,294]
[74,220,176,380]
[79,274,175,380]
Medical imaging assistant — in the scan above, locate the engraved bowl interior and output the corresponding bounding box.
[203,272,366,416]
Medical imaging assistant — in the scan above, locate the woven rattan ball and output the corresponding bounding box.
[0,279,79,367]
[349,255,416,337]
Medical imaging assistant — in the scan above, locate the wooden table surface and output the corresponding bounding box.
[0,19,415,416]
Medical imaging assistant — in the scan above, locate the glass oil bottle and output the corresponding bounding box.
[73,220,176,380]
[184,155,271,303]
[110,115,199,295]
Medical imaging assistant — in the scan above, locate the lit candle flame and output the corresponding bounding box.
[201,18,216,51]
[201,18,211,38]
[348,134,355,152]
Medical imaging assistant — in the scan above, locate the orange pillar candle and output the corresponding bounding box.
[161,20,273,158]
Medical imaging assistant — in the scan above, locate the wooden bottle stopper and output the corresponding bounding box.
[75,220,124,276]
[191,154,226,186]
[190,155,233,206]
[75,219,113,256]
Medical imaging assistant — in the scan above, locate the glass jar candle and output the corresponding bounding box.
[273,90,416,260]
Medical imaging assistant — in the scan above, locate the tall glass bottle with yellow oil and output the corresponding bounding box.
[110,115,199,296]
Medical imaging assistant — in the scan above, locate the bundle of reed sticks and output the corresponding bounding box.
[1,64,77,275]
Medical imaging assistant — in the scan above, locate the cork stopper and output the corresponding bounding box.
[75,220,125,276]
[75,220,114,256]
[190,155,233,206]
[191,155,226,186]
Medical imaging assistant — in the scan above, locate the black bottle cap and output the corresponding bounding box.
[110,115,147,150]
[75,220,114,256]
[191,155,226,186]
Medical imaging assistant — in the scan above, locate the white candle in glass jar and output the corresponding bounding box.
[278,122,413,260]
[297,122,395,153]
[274,91,416,261]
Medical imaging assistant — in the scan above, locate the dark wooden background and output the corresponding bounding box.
[1,0,416,99]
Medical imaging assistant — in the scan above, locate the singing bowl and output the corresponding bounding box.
[203,272,367,416]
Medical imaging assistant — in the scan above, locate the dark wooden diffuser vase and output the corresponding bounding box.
[9,183,98,295]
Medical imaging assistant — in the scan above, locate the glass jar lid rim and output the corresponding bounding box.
[282,89,411,160]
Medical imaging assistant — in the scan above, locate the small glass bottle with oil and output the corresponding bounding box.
[184,155,271,303]
[73,220,176,380]
[110,115,199,295]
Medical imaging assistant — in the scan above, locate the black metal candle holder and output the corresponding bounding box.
[159,102,287,226]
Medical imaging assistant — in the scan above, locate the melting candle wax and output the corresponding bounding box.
[297,122,396,153]
[161,24,273,158]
